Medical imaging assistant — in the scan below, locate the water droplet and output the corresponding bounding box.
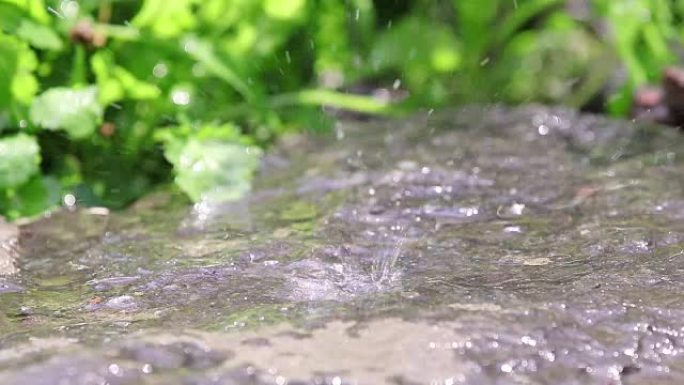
[60,0,79,18]
[171,90,191,106]
[108,363,121,376]
[510,203,525,215]
[392,79,401,90]
[152,63,168,78]
[521,335,537,346]
[538,125,549,135]
[63,194,76,207]
[285,50,291,64]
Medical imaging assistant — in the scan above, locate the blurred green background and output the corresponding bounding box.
[0,0,682,220]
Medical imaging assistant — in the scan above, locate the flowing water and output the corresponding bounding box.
[2,105,684,384]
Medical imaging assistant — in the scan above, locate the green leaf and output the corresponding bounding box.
[91,51,160,105]
[0,174,58,220]
[1,0,50,24]
[0,2,25,31]
[0,133,40,189]
[29,86,103,139]
[15,19,62,50]
[370,17,461,89]
[182,35,254,101]
[0,32,38,108]
[163,137,262,202]
[263,0,307,20]
[133,0,197,38]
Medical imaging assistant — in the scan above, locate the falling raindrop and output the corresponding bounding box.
[47,6,65,19]
[392,79,402,90]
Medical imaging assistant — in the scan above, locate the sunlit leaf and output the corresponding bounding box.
[165,138,262,202]
[1,0,50,23]
[0,32,37,108]
[0,133,40,189]
[182,35,254,101]
[370,16,461,101]
[0,175,59,220]
[0,2,25,31]
[15,19,62,50]
[91,51,160,105]
[133,0,197,38]
[263,0,307,20]
[30,86,103,139]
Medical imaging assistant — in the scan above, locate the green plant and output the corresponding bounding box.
[0,0,682,220]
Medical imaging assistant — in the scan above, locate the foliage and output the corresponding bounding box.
[0,0,682,220]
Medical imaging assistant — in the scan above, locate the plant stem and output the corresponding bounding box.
[224,89,405,120]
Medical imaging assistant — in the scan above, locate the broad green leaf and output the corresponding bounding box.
[16,19,62,50]
[113,67,161,100]
[91,52,124,105]
[1,0,49,24]
[371,17,461,77]
[30,86,103,139]
[0,2,25,31]
[163,137,262,202]
[0,175,58,220]
[453,0,498,61]
[0,33,19,109]
[263,0,307,20]
[182,35,254,101]
[369,17,461,102]
[133,0,197,38]
[91,51,160,105]
[0,32,37,108]
[314,1,351,77]
[0,133,40,189]
[11,40,38,104]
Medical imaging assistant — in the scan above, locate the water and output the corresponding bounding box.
[2,105,684,384]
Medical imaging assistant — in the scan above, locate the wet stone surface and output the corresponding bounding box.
[3,105,684,384]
